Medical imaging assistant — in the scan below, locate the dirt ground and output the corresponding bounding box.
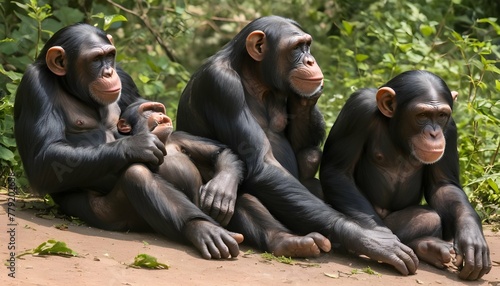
[1,195,499,286]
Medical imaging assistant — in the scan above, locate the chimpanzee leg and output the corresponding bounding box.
[384,206,454,268]
[56,164,242,259]
[118,164,216,238]
[119,164,242,259]
[228,193,331,257]
[52,189,148,231]
[384,206,442,242]
[157,155,203,207]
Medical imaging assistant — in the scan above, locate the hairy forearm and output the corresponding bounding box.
[28,141,128,193]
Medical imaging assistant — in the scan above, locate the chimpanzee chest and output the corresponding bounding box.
[61,99,120,145]
[355,142,424,211]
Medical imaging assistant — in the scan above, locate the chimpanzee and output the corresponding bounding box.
[14,23,243,260]
[320,70,491,280]
[118,100,332,257]
[117,100,244,226]
[177,15,420,274]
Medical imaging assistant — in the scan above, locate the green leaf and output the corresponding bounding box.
[175,6,185,15]
[495,80,500,91]
[138,74,151,84]
[419,24,435,37]
[0,146,15,161]
[92,12,105,19]
[0,137,17,148]
[477,17,500,35]
[342,20,354,36]
[398,43,413,53]
[355,54,369,62]
[485,64,500,75]
[103,14,128,31]
[361,266,381,276]
[18,239,78,258]
[0,65,23,82]
[130,254,169,270]
[487,178,499,193]
[52,7,85,26]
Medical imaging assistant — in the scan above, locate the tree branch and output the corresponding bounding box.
[105,0,178,63]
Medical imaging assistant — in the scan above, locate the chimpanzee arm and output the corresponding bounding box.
[167,131,244,226]
[287,94,326,194]
[424,119,491,280]
[14,66,165,194]
[321,89,388,230]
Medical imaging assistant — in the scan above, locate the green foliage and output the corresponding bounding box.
[0,0,499,221]
[129,253,170,270]
[349,266,381,276]
[318,0,500,222]
[261,252,295,265]
[18,239,78,258]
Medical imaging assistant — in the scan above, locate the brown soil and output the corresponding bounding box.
[1,194,499,286]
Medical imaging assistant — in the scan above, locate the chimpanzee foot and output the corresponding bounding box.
[183,219,243,259]
[410,236,454,269]
[268,232,331,258]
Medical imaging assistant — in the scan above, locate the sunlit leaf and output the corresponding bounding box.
[487,178,499,193]
[355,54,369,62]
[129,254,169,270]
[342,20,353,35]
[18,239,78,258]
[419,24,435,36]
[103,14,128,31]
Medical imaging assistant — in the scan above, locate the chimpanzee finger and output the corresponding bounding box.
[209,196,222,221]
[458,247,475,280]
[152,136,166,160]
[479,249,492,278]
[390,243,418,275]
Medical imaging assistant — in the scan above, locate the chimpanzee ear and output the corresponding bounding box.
[117,119,132,134]
[46,46,67,76]
[246,30,266,62]
[451,91,458,101]
[376,86,397,118]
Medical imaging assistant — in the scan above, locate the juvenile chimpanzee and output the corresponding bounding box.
[119,100,332,258]
[117,100,244,226]
[14,23,243,260]
[177,15,420,274]
[320,70,491,280]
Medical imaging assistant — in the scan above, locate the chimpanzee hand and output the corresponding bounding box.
[453,222,491,280]
[347,228,419,275]
[183,219,244,259]
[120,132,166,167]
[199,171,239,227]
